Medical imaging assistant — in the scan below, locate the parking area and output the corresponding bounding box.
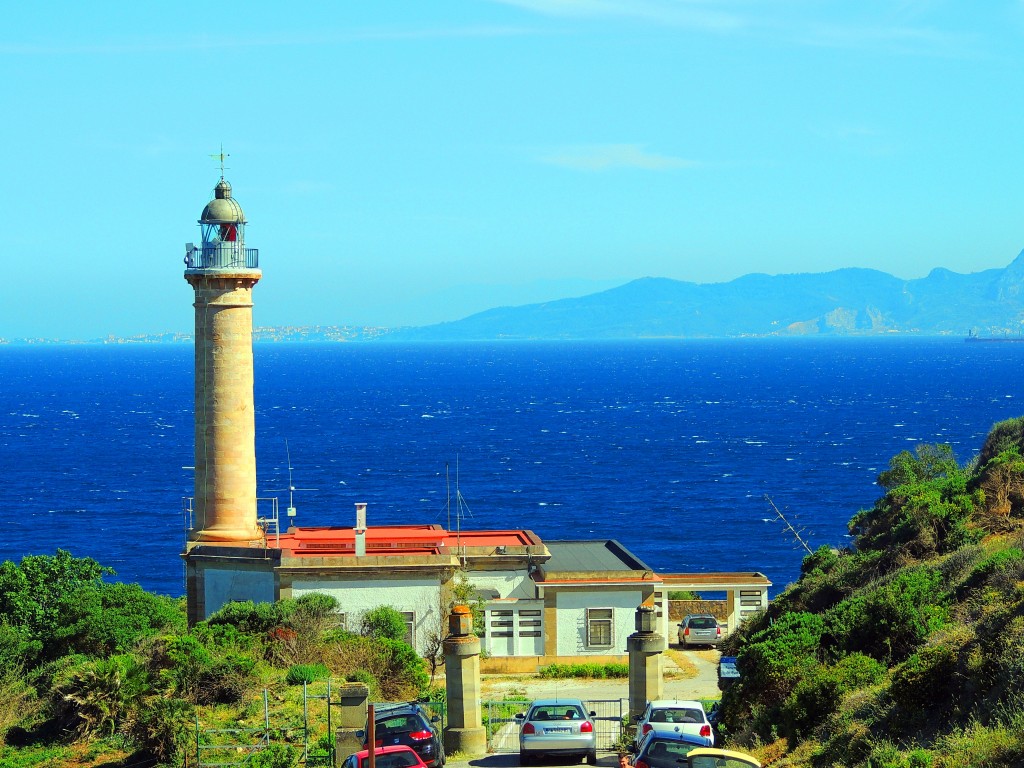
[449,753,627,768]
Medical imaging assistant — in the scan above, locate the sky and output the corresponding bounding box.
[2,1,1024,339]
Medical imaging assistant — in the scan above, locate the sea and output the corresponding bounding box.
[1,338,1021,599]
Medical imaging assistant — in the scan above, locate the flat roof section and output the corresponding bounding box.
[544,540,652,572]
[659,572,772,589]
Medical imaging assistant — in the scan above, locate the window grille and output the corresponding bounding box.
[401,611,416,646]
[587,608,614,647]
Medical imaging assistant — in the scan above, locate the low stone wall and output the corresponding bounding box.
[668,600,729,623]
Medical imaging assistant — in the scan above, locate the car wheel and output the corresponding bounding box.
[519,752,532,766]
[586,750,597,765]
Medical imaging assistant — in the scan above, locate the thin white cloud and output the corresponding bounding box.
[541,143,696,171]
[489,0,980,56]
[0,25,532,55]
[490,0,747,32]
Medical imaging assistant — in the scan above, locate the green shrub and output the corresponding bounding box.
[0,550,113,666]
[538,663,629,679]
[801,545,841,578]
[201,651,257,704]
[978,417,1024,467]
[966,548,1024,589]
[126,695,194,764]
[347,668,375,686]
[738,611,825,700]
[249,743,298,768]
[782,653,885,742]
[851,444,980,560]
[56,582,185,657]
[890,644,960,720]
[156,634,212,701]
[825,567,949,662]
[862,740,935,768]
[286,663,331,685]
[206,600,287,634]
[377,638,429,698]
[52,653,151,738]
[360,606,408,642]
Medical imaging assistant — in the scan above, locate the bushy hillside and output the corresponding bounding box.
[720,417,1024,767]
[0,554,435,767]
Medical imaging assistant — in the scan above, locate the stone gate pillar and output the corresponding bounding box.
[627,603,664,720]
[442,605,487,756]
[334,683,369,768]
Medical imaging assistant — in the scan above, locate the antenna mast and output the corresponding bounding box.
[764,494,814,555]
[210,144,230,179]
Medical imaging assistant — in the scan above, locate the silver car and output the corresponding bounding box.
[677,614,721,648]
[516,698,597,765]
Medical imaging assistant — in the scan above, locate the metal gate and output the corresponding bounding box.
[484,699,623,753]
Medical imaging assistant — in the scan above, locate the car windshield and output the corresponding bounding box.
[360,752,421,768]
[377,715,420,734]
[530,705,586,721]
[650,708,704,724]
[643,740,702,767]
[689,618,717,629]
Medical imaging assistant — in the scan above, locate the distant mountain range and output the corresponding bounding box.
[385,251,1024,341]
[8,255,1024,346]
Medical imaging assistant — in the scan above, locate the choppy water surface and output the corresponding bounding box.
[1,338,1021,597]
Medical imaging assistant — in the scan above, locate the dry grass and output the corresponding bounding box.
[0,676,41,746]
[664,649,699,679]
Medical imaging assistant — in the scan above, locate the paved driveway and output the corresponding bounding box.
[480,650,721,703]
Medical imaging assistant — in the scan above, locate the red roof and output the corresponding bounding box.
[269,524,535,557]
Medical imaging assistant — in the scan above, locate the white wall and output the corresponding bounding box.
[482,599,545,657]
[555,589,643,656]
[467,569,534,599]
[291,577,441,655]
[203,566,276,617]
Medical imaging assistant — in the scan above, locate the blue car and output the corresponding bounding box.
[632,731,712,768]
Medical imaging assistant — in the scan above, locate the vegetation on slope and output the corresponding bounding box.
[0,555,433,767]
[720,417,1024,767]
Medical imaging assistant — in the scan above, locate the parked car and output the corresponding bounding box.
[632,731,712,768]
[677,614,721,648]
[634,700,715,748]
[516,697,598,765]
[342,746,429,768]
[685,748,761,768]
[364,703,445,768]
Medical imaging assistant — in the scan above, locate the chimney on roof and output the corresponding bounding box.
[354,502,367,556]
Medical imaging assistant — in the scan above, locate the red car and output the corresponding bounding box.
[342,745,429,768]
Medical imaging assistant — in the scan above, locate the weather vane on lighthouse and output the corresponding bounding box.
[210,145,230,179]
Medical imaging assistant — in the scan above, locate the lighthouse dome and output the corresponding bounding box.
[200,179,247,224]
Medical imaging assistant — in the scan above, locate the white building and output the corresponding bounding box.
[184,520,771,671]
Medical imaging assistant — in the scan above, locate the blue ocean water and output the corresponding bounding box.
[1,338,1021,598]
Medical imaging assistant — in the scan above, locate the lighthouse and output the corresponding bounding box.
[184,176,262,543]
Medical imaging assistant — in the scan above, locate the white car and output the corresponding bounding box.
[634,700,715,748]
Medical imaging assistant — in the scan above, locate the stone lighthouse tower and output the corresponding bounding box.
[184,176,262,543]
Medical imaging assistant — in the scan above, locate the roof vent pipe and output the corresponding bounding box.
[355,503,367,557]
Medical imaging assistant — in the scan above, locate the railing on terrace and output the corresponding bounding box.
[181,497,281,545]
[186,244,259,269]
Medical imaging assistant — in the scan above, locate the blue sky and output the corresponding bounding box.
[2,1,1024,339]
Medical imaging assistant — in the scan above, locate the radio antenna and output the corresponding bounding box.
[764,494,814,555]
